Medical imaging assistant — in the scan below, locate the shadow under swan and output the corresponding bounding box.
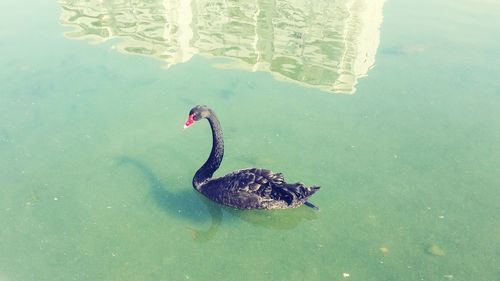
[116,155,221,242]
[116,155,318,241]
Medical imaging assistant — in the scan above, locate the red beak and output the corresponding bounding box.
[184,114,195,129]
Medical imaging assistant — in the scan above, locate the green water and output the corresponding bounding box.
[1,0,499,280]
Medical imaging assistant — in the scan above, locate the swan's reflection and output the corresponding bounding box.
[228,206,317,230]
[116,156,317,242]
[59,0,386,94]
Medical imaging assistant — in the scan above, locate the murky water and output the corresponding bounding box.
[1,0,499,280]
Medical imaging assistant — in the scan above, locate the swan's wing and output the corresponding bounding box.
[222,168,299,204]
[200,168,318,209]
[226,168,284,191]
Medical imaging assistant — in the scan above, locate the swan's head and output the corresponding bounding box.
[184,105,211,129]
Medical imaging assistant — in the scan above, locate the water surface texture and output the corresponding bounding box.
[1,0,500,280]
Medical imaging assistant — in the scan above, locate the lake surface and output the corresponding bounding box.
[1,0,499,280]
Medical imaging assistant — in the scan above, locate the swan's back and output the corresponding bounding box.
[197,168,320,209]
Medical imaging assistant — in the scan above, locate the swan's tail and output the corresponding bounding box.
[281,184,320,209]
[304,185,319,211]
[308,185,320,194]
[303,185,320,210]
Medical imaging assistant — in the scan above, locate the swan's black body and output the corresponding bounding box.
[185,105,320,210]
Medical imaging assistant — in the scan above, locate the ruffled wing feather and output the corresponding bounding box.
[199,168,319,209]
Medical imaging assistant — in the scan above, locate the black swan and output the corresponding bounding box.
[184,105,320,210]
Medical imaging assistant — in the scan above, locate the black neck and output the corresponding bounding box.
[193,110,224,189]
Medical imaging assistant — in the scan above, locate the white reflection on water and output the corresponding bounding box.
[59,0,385,94]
